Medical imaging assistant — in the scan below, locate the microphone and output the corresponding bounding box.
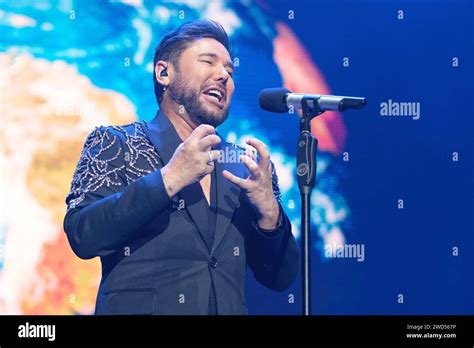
[259,88,367,113]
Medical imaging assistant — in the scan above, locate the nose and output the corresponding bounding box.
[214,65,231,84]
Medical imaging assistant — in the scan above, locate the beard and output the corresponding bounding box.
[167,71,231,128]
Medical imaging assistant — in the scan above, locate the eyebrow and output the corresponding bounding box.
[198,53,234,70]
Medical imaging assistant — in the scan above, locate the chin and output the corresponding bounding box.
[205,114,227,128]
[200,107,229,127]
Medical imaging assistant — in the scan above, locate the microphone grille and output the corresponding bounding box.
[258,88,291,113]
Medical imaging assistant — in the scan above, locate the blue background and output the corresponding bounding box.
[249,0,474,315]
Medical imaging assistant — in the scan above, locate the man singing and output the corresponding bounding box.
[64,19,299,315]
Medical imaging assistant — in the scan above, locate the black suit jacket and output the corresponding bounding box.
[64,111,299,315]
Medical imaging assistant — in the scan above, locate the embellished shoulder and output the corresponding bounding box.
[110,122,161,183]
[66,122,161,211]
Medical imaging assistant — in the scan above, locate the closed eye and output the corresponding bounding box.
[201,60,212,65]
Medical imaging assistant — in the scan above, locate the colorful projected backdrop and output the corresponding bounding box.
[1,0,472,315]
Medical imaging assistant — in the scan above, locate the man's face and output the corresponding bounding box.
[167,38,234,128]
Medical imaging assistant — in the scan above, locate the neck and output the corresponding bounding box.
[160,98,198,141]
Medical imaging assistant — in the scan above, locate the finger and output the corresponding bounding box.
[244,146,257,162]
[207,149,222,162]
[222,170,249,189]
[239,154,261,179]
[245,138,270,170]
[203,164,216,175]
[203,150,222,171]
[190,124,215,142]
[198,134,221,150]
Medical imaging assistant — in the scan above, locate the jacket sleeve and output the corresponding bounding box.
[63,126,172,260]
[245,161,300,292]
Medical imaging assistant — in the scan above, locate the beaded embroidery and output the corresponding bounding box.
[66,122,161,211]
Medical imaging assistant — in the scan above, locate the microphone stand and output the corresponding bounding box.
[296,97,325,316]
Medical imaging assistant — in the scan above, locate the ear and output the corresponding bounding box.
[154,60,172,87]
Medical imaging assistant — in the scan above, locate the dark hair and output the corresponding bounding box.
[153,19,232,104]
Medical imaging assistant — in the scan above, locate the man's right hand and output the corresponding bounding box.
[160,124,222,198]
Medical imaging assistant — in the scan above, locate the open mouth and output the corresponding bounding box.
[205,89,223,102]
[202,87,225,107]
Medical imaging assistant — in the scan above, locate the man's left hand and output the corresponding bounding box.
[222,138,279,230]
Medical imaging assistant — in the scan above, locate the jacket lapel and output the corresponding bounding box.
[142,111,212,252]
